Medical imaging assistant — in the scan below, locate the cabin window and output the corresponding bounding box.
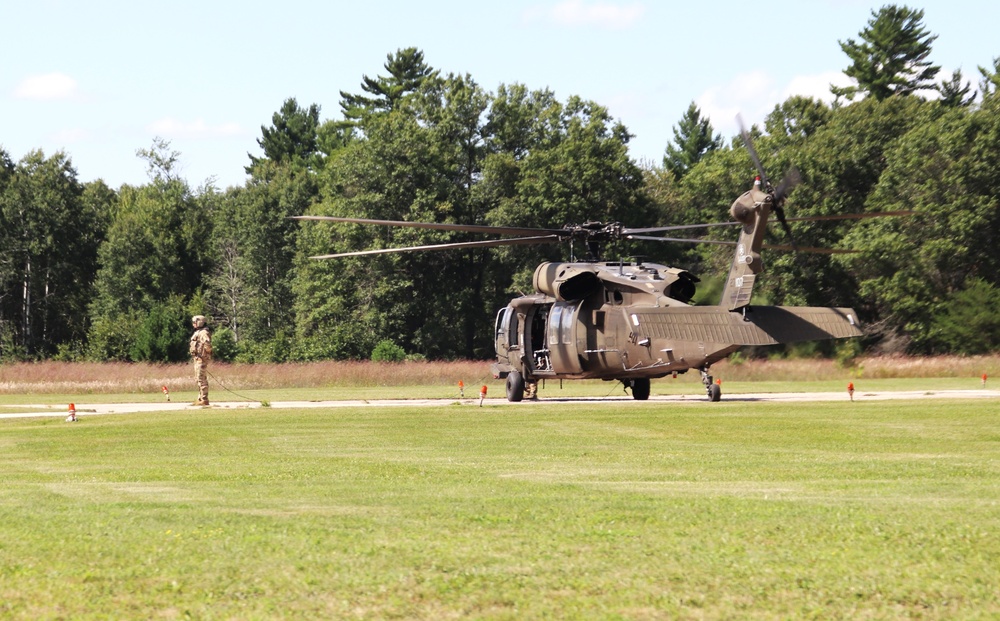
[548,305,562,346]
[560,303,575,344]
[547,302,577,346]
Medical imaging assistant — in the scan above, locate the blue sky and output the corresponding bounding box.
[3,0,998,189]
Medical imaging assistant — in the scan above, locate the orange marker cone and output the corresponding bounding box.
[67,403,77,422]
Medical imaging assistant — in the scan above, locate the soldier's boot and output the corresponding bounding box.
[525,382,538,400]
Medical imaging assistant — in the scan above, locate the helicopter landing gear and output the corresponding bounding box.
[506,370,525,402]
[700,367,722,402]
[628,378,650,401]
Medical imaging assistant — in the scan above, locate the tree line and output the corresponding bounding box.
[2,5,999,363]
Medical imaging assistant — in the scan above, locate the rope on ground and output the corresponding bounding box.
[205,368,262,403]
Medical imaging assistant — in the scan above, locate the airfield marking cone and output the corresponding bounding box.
[479,385,487,407]
[67,403,77,422]
[848,382,855,401]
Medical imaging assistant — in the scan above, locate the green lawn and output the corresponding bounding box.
[2,398,999,619]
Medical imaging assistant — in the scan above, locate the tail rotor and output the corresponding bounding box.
[737,115,800,249]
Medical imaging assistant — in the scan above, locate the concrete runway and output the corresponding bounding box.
[3,389,997,420]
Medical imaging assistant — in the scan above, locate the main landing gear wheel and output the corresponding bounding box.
[629,378,650,401]
[708,383,721,402]
[701,367,722,402]
[506,370,525,402]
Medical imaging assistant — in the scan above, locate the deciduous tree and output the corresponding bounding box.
[0,150,95,358]
[839,95,1000,352]
[87,172,209,360]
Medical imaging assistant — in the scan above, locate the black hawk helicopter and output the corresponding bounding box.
[294,127,905,402]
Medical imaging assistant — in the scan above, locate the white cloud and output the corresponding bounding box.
[146,117,246,140]
[696,70,777,137]
[523,1,645,29]
[696,70,855,138]
[14,73,79,101]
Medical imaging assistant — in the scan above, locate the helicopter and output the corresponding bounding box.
[294,128,903,402]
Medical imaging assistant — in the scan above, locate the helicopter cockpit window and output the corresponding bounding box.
[495,307,517,348]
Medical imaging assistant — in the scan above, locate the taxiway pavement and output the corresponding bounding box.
[2,389,997,420]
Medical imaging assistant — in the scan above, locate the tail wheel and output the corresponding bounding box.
[630,378,650,401]
[506,370,525,402]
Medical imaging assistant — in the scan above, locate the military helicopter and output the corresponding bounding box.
[294,128,901,402]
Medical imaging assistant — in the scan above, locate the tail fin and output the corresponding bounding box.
[720,181,772,311]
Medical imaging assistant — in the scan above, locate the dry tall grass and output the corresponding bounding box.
[0,360,492,394]
[714,354,1000,382]
[1,355,997,394]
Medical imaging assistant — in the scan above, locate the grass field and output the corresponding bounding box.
[3,390,999,618]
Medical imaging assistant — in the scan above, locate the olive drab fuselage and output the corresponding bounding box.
[492,259,861,384]
[493,261,708,381]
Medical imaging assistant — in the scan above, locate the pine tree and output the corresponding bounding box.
[979,57,1000,100]
[662,102,722,180]
[246,98,321,174]
[831,4,940,102]
[339,47,440,121]
[938,69,976,108]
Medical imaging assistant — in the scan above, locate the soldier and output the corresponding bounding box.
[189,315,212,405]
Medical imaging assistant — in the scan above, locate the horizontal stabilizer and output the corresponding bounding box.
[741,306,862,343]
[631,306,861,346]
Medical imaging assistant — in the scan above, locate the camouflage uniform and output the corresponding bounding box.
[189,316,212,405]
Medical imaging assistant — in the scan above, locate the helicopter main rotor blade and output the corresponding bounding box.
[626,235,856,254]
[291,215,567,237]
[628,235,741,246]
[625,222,736,234]
[784,210,916,223]
[626,210,916,236]
[309,235,561,259]
[759,243,856,254]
